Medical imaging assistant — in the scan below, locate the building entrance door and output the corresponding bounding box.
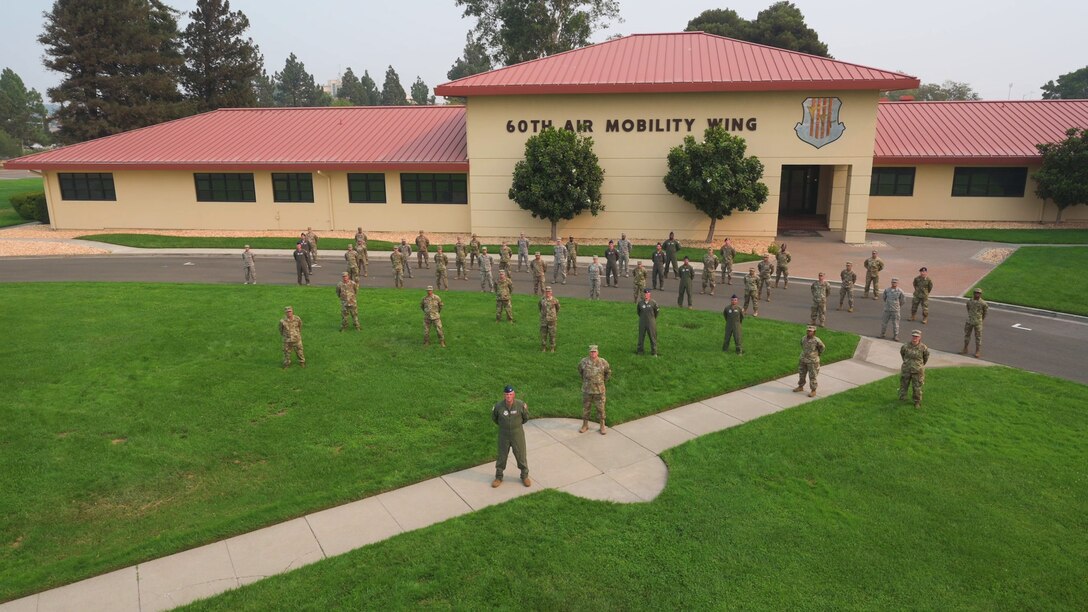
[778,165,826,230]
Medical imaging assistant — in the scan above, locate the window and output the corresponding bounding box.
[347,173,387,203]
[194,173,256,202]
[58,173,116,201]
[400,173,467,204]
[951,167,1027,197]
[870,167,915,196]
[272,173,314,203]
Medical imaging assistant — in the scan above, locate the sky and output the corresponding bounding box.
[1,0,1085,102]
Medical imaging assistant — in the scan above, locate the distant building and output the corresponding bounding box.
[321,79,340,98]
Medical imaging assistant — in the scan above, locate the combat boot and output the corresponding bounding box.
[974,350,981,358]
[522,477,532,487]
[599,420,607,435]
[914,400,921,409]
[960,344,969,355]
[793,386,804,393]
[922,317,928,324]
[848,307,853,313]
[491,479,502,488]
[579,420,589,433]
[440,341,446,348]
[808,390,817,397]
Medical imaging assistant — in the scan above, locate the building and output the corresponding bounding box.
[5,32,1087,241]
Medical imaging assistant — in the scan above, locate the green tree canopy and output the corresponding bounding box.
[686,2,830,57]
[380,66,407,105]
[0,128,22,158]
[663,126,769,241]
[456,0,621,66]
[253,69,275,106]
[180,0,264,112]
[508,127,605,239]
[39,0,188,144]
[336,67,365,105]
[884,80,980,101]
[359,70,381,106]
[0,68,50,148]
[1041,66,1088,100]
[272,53,323,107]
[1033,128,1088,222]
[447,32,493,81]
[410,77,434,105]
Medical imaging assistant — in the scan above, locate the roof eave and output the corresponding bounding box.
[873,156,1040,166]
[436,78,920,97]
[1,161,470,173]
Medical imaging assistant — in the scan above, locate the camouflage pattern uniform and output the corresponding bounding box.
[242,249,256,284]
[617,235,632,276]
[962,291,989,357]
[517,236,530,272]
[662,235,681,278]
[293,247,310,285]
[604,246,621,286]
[795,331,825,394]
[881,283,906,340]
[495,274,515,321]
[421,292,445,346]
[899,336,930,407]
[434,250,449,290]
[391,251,405,288]
[701,250,719,295]
[722,299,744,354]
[637,294,659,355]
[499,243,512,275]
[469,235,481,269]
[454,240,468,279]
[587,259,603,300]
[810,277,831,327]
[539,291,560,351]
[677,260,695,307]
[839,264,857,311]
[757,257,775,302]
[743,270,760,315]
[398,242,414,278]
[345,246,360,283]
[775,249,791,288]
[479,250,495,292]
[530,255,547,294]
[415,233,430,269]
[565,238,579,275]
[354,231,369,277]
[552,242,568,285]
[720,242,736,284]
[337,276,360,330]
[911,273,934,323]
[304,229,318,262]
[492,397,530,483]
[651,248,667,289]
[863,254,884,299]
[279,310,304,367]
[578,352,612,431]
[632,263,647,301]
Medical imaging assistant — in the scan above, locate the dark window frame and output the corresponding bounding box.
[271,173,314,203]
[951,167,1028,198]
[347,173,387,203]
[400,173,468,205]
[194,173,257,202]
[870,167,916,197]
[58,173,116,201]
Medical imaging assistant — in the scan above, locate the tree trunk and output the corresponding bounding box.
[551,220,558,240]
[1056,206,1064,223]
[705,217,717,243]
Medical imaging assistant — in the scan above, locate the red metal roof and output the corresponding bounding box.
[435,32,919,96]
[874,100,1088,165]
[3,106,468,172]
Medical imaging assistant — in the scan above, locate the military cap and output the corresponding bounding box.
[481,246,488,251]
[535,251,541,255]
[545,285,552,291]
[730,294,738,299]
[919,266,927,272]
[589,344,599,352]
[244,244,250,249]
[341,271,349,276]
[284,306,292,311]
[806,325,817,332]
[911,330,922,337]
[974,287,983,293]
[846,261,853,265]
[426,285,434,290]
[891,277,899,282]
[644,288,651,293]
[503,385,514,393]
[871,250,878,254]
[762,253,769,258]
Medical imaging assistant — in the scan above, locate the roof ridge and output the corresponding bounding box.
[215,105,464,111]
[880,99,1088,105]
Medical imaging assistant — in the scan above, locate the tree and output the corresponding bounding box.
[337,67,365,105]
[410,77,434,105]
[253,69,276,106]
[380,66,407,106]
[508,127,605,239]
[447,32,493,81]
[663,126,769,242]
[359,70,381,106]
[686,2,830,57]
[39,0,188,144]
[272,53,323,107]
[1033,128,1088,223]
[0,129,21,158]
[885,80,980,101]
[456,0,621,66]
[180,0,264,112]
[1041,66,1088,100]
[0,68,50,147]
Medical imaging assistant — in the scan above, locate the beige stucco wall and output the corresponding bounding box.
[465,90,880,242]
[869,164,1088,222]
[42,170,472,232]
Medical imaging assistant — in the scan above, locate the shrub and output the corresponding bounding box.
[10,191,49,223]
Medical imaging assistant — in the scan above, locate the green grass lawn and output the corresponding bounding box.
[75,233,762,263]
[0,177,42,228]
[0,283,853,602]
[969,246,1088,316]
[870,227,1088,244]
[185,367,1088,611]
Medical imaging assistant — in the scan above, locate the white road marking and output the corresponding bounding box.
[1011,323,1032,331]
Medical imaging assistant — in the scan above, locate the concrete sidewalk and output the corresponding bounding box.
[1,338,991,612]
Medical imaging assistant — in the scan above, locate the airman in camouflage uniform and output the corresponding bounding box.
[491,385,530,488]
[962,288,988,358]
[899,330,930,408]
[354,228,369,277]
[722,294,744,354]
[454,237,468,280]
[242,245,256,284]
[345,244,360,283]
[617,233,632,276]
[775,244,791,288]
[881,278,906,341]
[651,243,667,289]
[701,247,719,295]
[677,256,695,308]
[565,236,579,276]
[479,247,495,292]
[662,231,681,278]
[810,272,831,327]
[421,286,445,347]
[720,238,736,284]
[398,239,413,278]
[742,268,760,316]
[415,231,430,269]
[793,326,824,397]
[552,239,568,285]
[587,256,603,300]
[297,233,314,273]
[632,261,647,301]
[279,306,305,368]
[517,233,530,272]
[391,250,406,288]
[757,254,775,302]
[434,245,449,290]
[354,227,367,245]
[539,286,560,351]
[469,234,482,269]
[910,267,933,324]
[863,250,884,299]
[578,345,612,434]
[337,272,360,331]
[304,227,318,263]
[495,270,515,322]
[838,262,856,312]
[499,241,512,275]
[530,252,547,294]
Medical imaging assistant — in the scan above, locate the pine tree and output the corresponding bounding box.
[380,66,407,106]
[410,77,434,105]
[253,69,276,107]
[359,70,381,106]
[180,0,264,112]
[272,53,323,107]
[40,0,188,144]
[337,67,366,105]
[0,68,50,147]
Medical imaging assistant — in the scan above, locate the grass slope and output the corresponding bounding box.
[0,177,42,227]
[185,367,1088,611]
[0,283,853,601]
[970,246,1088,316]
[870,227,1088,244]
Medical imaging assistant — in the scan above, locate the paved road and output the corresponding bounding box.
[2,254,1086,384]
